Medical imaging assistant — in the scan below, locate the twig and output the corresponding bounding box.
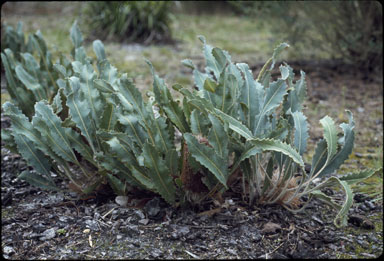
[185,250,200,259]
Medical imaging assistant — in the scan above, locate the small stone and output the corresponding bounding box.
[135,210,145,219]
[365,201,376,210]
[139,218,149,225]
[226,248,237,255]
[85,220,99,231]
[115,196,128,207]
[39,228,56,241]
[3,246,15,255]
[261,222,281,234]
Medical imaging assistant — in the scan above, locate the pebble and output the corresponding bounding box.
[3,246,15,255]
[365,201,376,210]
[39,228,56,241]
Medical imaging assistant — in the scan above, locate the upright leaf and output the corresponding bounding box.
[142,143,176,204]
[320,116,338,163]
[253,79,287,136]
[184,133,228,187]
[291,111,309,155]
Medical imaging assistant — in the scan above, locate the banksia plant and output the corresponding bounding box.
[2,22,380,228]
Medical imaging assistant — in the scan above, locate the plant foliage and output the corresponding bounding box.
[229,1,382,73]
[84,1,174,44]
[2,22,380,227]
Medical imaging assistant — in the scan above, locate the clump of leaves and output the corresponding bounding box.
[173,36,381,227]
[2,22,380,228]
[1,22,60,119]
[84,1,174,44]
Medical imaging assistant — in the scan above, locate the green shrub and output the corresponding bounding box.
[229,1,383,73]
[84,1,174,44]
[1,22,34,56]
[2,22,380,227]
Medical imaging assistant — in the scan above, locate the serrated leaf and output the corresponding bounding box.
[318,110,355,177]
[152,116,174,153]
[116,113,147,148]
[97,60,118,85]
[190,109,210,136]
[208,113,228,158]
[15,64,47,100]
[148,61,189,133]
[310,139,328,175]
[213,108,253,140]
[116,76,156,146]
[184,133,228,187]
[3,102,61,163]
[19,170,59,191]
[70,61,103,129]
[238,63,264,130]
[13,131,53,180]
[53,63,67,78]
[291,111,309,155]
[142,142,176,204]
[106,173,126,195]
[100,102,117,131]
[248,138,304,167]
[338,168,381,185]
[270,43,289,70]
[32,101,79,164]
[181,59,194,69]
[51,89,63,114]
[320,116,338,163]
[66,77,98,153]
[254,79,287,137]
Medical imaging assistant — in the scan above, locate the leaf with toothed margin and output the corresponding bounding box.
[291,111,309,155]
[320,116,338,164]
[142,142,176,204]
[184,133,228,187]
[66,76,98,153]
[147,60,189,133]
[115,76,157,146]
[208,113,228,158]
[15,65,47,101]
[310,139,328,176]
[318,110,355,177]
[19,170,59,191]
[213,108,253,140]
[70,61,103,130]
[253,79,287,137]
[248,138,304,167]
[238,63,264,130]
[339,168,381,185]
[12,130,54,183]
[32,101,79,164]
[3,102,67,167]
[190,109,210,136]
